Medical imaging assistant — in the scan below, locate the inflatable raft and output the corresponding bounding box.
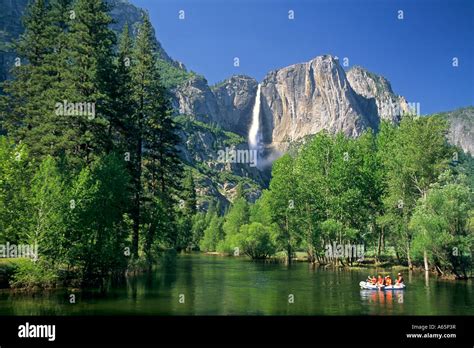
[359,281,406,290]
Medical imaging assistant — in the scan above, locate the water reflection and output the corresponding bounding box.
[396,291,404,304]
[360,289,404,308]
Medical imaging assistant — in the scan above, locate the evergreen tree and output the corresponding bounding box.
[60,0,117,165]
[111,23,135,151]
[128,14,152,256]
[174,169,197,250]
[182,169,197,216]
[130,13,183,255]
[191,212,207,249]
[0,0,55,148]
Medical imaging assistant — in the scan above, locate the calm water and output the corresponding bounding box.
[0,253,473,315]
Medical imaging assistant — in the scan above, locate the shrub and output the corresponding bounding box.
[236,222,277,259]
[9,259,58,289]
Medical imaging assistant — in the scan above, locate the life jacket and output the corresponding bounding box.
[396,276,404,284]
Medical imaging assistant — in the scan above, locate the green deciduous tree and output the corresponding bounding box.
[62,155,130,284]
[379,116,451,269]
[410,178,473,278]
[268,154,301,263]
[0,136,32,244]
[28,156,65,263]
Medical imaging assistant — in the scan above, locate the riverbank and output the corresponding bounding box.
[202,251,469,280]
[1,250,470,291]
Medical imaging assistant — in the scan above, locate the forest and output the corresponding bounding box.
[0,0,189,287]
[197,120,473,279]
[0,0,472,291]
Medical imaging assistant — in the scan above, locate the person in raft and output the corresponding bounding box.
[385,275,392,286]
[396,272,404,284]
[377,274,384,287]
[370,276,377,285]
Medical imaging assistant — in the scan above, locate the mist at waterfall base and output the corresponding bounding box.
[248,84,282,170]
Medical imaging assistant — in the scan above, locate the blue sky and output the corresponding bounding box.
[131,0,473,114]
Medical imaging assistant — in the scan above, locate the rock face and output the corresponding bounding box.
[174,75,219,124]
[259,55,379,151]
[211,75,258,137]
[346,66,410,123]
[175,56,413,154]
[176,118,266,209]
[174,75,258,137]
[107,0,178,66]
[438,106,474,155]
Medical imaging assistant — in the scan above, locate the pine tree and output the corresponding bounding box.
[1,0,118,166]
[182,169,197,216]
[38,0,76,159]
[130,13,183,255]
[59,0,117,165]
[175,169,197,250]
[112,23,135,151]
[0,0,55,148]
[128,14,152,257]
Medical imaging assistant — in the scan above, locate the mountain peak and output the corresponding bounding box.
[346,66,408,122]
[347,66,394,94]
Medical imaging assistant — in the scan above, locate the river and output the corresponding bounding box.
[0,253,472,315]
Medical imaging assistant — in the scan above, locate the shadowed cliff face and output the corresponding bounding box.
[346,66,410,123]
[438,106,474,155]
[173,75,258,137]
[0,0,29,81]
[211,75,258,137]
[174,75,219,124]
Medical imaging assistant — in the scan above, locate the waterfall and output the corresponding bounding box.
[248,83,261,151]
